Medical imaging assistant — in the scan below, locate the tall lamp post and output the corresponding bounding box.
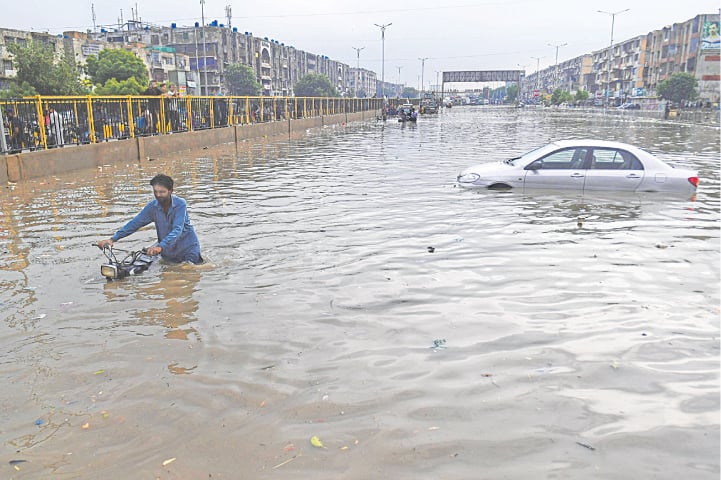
[418,57,428,97]
[374,23,392,101]
[598,8,629,107]
[397,66,403,97]
[530,55,544,92]
[352,46,365,97]
[200,0,208,95]
[547,42,567,91]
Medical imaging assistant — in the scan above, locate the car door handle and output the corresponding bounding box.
[626,174,641,178]
[570,173,585,178]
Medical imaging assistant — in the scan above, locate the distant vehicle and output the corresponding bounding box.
[398,104,418,122]
[420,99,439,114]
[457,139,699,194]
[617,102,641,110]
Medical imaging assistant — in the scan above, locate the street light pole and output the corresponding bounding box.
[397,66,402,96]
[200,0,208,95]
[530,56,543,91]
[547,42,567,91]
[598,8,629,108]
[374,23,392,100]
[418,57,428,97]
[352,46,365,97]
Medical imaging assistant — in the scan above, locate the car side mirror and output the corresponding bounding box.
[526,161,542,171]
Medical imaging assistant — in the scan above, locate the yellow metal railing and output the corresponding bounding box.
[1,95,383,153]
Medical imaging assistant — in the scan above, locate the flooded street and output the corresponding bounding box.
[1,107,719,479]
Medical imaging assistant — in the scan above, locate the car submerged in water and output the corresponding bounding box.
[456,139,699,194]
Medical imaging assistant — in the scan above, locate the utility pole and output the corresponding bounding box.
[418,57,428,97]
[374,23,392,101]
[397,66,402,96]
[598,9,629,108]
[374,23,391,120]
[352,46,365,97]
[225,5,232,30]
[200,0,209,95]
[530,56,544,91]
[547,42,567,91]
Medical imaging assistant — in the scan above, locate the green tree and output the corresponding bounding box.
[94,77,145,95]
[224,63,261,96]
[7,40,86,95]
[657,72,698,104]
[86,48,148,85]
[550,89,574,105]
[0,80,38,99]
[574,89,589,104]
[506,84,519,103]
[401,87,418,99]
[294,73,338,97]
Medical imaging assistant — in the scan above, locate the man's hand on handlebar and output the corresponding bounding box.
[97,239,114,249]
[146,246,162,256]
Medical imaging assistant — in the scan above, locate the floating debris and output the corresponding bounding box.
[310,435,326,448]
[427,246,435,253]
[430,339,447,349]
[576,441,596,451]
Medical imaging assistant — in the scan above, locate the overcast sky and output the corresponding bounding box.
[3,0,719,87]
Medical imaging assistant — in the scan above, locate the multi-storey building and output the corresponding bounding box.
[521,13,719,105]
[644,13,720,102]
[2,13,715,102]
[0,28,65,89]
[349,68,377,97]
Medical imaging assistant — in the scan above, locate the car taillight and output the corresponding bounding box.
[688,176,699,187]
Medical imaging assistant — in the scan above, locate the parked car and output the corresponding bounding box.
[617,102,641,110]
[456,139,699,193]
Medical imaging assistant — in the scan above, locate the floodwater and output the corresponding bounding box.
[1,107,719,479]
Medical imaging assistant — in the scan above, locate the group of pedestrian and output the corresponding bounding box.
[139,80,187,134]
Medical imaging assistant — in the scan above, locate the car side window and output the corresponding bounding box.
[591,148,643,170]
[526,148,586,170]
[620,151,644,170]
[590,149,643,170]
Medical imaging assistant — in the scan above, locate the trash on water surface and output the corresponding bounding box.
[310,435,326,448]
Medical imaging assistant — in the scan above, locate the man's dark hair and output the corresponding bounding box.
[150,174,174,190]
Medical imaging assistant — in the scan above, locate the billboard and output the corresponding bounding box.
[442,70,523,83]
[701,21,720,51]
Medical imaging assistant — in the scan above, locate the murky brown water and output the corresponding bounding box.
[1,107,719,479]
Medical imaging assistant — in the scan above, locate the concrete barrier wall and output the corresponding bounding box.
[1,109,378,182]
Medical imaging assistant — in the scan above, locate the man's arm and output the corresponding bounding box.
[110,203,154,242]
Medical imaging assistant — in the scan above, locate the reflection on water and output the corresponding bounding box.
[0,108,718,479]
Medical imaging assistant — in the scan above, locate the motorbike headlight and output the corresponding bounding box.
[100,264,119,279]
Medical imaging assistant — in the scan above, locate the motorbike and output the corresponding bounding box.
[96,244,157,281]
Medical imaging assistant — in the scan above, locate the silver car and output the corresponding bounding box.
[457,139,699,193]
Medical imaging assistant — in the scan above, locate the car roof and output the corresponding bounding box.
[552,139,644,151]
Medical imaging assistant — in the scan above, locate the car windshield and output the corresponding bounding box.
[504,143,559,165]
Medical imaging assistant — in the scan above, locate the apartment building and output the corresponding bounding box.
[0,28,65,89]
[521,13,719,104]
